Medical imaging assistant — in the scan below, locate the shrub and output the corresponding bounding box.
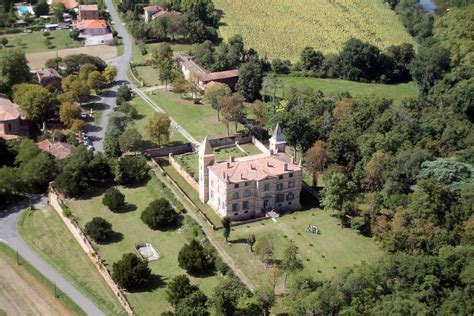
[84,217,113,242]
[112,253,151,290]
[141,198,179,230]
[166,274,198,306]
[102,187,125,212]
[178,240,213,274]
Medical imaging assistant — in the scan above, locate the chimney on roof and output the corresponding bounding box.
[284,163,288,171]
[229,156,235,163]
[267,161,272,167]
[227,162,230,168]
[223,172,226,179]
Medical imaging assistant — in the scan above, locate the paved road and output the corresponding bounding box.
[0,196,104,316]
[88,0,134,152]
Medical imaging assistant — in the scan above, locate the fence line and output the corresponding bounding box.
[48,188,135,315]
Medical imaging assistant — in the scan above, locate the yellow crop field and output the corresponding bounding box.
[213,0,417,61]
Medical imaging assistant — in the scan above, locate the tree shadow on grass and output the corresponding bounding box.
[76,185,110,200]
[100,231,124,245]
[130,274,166,293]
[229,238,248,245]
[124,174,152,189]
[188,268,216,279]
[117,203,137,213]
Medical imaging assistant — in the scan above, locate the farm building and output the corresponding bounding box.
[78,4,99,21]
[199,124,302,221]
[73,19,109,36]
[36,139,73,160]
[0,95,28,140]
[36,68,62,89]
[143,5,182,23]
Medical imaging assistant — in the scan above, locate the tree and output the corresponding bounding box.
[271,58,291,74]
[87,70,105,92]
[363,151,390,191]
[255,235,274,268]
[253,286,276,316]
[70,119,85,133]
[203,82,231,120]
[113,155,150,185]
[112,253,151,290]
[222,216,231,242]
[61,76,90,104]
[84,217,114,242]
[0,37,8,47]
[280,244,303,287]
[247,234,256,252]
[178,239,213,274]
[236,58,263,101]
[103,66,117,85]
[33,0,49,17]
[118,128,142,152]
[175,289,209,316]
[158,58,174,91]
[141,198,179,230]
[321,172,357,211]
[305,140,327,186]
[12,83,58,125]
[102,187,125,212]
[300,46,324,71]
[0,49,31,93]
[70,29,80,40]
[166,274,198,306]
[59,102,81,127]
[146,112,171,146]
[386,43,415,82]
[220,93,244,135]
[151,43,173,66]
[417,158,473,189]
[79,63,97,81]
[212,276,248,316]
[251,100,266,138]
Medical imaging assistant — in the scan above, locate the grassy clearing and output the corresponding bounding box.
[67,175,224,315]
[263,76,419,105]
[17,207,126,315]
[6,30,80,54]
[148,91,246,141]
[214,0,416,61]
[0,242,84,316]
[129,96,187,149]
[134,66,161,86]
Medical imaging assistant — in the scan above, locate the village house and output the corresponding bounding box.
[176,55,240,91]
[36,139,73,160]
[198,124,302,221]
[36,68,62,89]
[143,5,182,23]
[78,4,99,21]
[74,19,108,36]
[0,94,27,140]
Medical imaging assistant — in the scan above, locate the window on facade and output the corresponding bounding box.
[243,190,251,198]
[222,202,225,210]
[232,192,239,200]
[279,175,283,180]
[232,203,238,211]
[234,184,239,188]
[245,182,249,187]
[289,173,293,178]
[244,210,249,214]
[276,183,283,191]
[210,179,214,187]
[242,201,249,209]
[210,190,213,199]
[218,197,221,208]
[264,183,270,191]
[287,192,294,201]
[234,213,238,216]
[288,180,295,188]
[276,194,284,203]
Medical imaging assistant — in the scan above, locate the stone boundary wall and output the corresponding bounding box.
[208,134,252,148]
[168,154,199,191]
[48,188,135,315]
[252,136,270,154]
[144,143,193,158]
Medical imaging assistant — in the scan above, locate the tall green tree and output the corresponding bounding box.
[12,83,58,125]
[0,49,31,93]
[236,58,263,102]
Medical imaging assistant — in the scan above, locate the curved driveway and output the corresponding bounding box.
[0,196,104,316]
[89,0,134,152]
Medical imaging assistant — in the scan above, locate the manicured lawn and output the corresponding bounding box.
[17,207,126,315]
[134,66,161,86]
[7,30,81,54]
[239,143,263,155]
[148,91,246,141]
[0,242,84,316]
[263,76,419,105]
[67,176,224,315]
[129,96,187,149]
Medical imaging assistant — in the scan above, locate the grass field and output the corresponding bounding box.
[148,91,246,141]
[67,175,224,315]
[129,96,187,149]
[0,242,83,316]
[134,66,162,86]
[263,76,419,105]
[6,30,80,54]
[17,207,126,315]
[214,0,416,61]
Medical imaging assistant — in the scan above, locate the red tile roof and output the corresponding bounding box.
[201,69,239,82]
[74,19,107,29]
[36,140,73,160]
[144,5,162,12]
[0,95,21,121]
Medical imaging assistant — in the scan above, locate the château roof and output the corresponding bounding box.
[0,95,21,121]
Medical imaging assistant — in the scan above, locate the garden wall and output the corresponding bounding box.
[144,143,194,158]
[48,187,135,315]
[208,134,252,148]
[168,154,199,191]
[251,136,270,154]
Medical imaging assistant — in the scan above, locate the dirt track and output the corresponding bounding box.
[26,45,118,70]
[0,254,74,316]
